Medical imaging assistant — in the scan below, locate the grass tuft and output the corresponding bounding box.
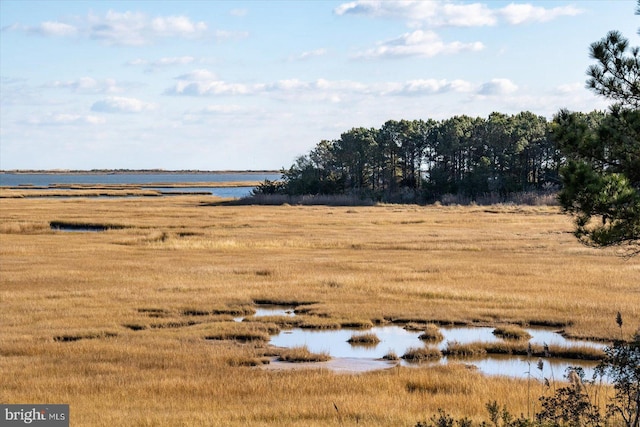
[418,324,445,342]
[492,325,532,340]
[347,333,380,346]
[401,347,442,361]
[277,345,331,363]
[443,341,488,357]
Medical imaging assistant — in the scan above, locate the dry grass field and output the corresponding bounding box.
[1,195,638,426]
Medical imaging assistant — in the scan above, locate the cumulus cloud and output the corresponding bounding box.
[166,80,254,96]
[477,78,519,95]
[355,30,484,59]
[164,69,489,101]
[87,11,207,45]
[4,11,209,46]
[3,21,78,37]
[174,69,218,81]
[91,96,157,113]
[166,69,257,96]
[391,79,476,95]
[499,4,583,25]
[334,0,582,27]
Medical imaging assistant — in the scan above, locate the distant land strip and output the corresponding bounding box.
[0,169,280,174]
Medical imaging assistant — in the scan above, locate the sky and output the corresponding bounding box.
[1,1,638,171]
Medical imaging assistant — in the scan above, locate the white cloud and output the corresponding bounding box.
[477,78,519,95]
[167,80,254,96]
[37,21,78,36]
[87,11,208,45]
[392,79,476,95]
[166,69,256,96]
[155,56,196,66]
[150,15,206,35]
[335,0,582,27]
[175,69,218,81]
[126,56,197,73]
[91,96,157,113]
[24,113,106,126]
[355,30,484,59]
[3,21,78,37]
[48,77,124,94]
[499,4,583,25]
[438,3,496,27]
[164,70,487,101]
[4,11,209,46]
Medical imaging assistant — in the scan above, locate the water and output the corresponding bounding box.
[267,323,605,378]
[438,326,604,349]
[0,172,280,187]
[254,307,296,317]
[0,172,281,198]
[150,186,257,198]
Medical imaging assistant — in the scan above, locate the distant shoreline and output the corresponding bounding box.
[0,169,280,175]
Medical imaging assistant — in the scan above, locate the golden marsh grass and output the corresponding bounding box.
[1,196,638,425]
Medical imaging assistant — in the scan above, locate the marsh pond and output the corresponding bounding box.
[242,306,606,379]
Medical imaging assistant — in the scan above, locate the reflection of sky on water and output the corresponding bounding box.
[439,327,606,349]
[268,322,604,378]
[150,187,255,198]
[254,307,296,317]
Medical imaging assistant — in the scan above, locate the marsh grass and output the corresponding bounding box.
[382,350,399,360]
[340,319,374,329]
[492,325,532,340]
[53,331,118,342]
[204,330,271,343]
[347,333,380,346]
[50,220,128,231]
[203,322,277,342]
[277,345,331,363]
[443,341,605,360]
[402,347,443,361]
[298,318,342,330]
[1,196,636,426]
[444,341,488,357]
[150,320,200,329]
[419,324,445,342]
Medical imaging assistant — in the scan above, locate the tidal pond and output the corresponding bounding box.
[268,324,604,379]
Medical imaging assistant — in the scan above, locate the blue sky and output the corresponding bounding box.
[1,0,638,170]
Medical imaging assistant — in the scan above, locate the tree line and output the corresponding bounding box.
[256,111,574,203]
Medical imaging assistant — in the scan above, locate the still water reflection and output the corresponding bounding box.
[268,322,603,378]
